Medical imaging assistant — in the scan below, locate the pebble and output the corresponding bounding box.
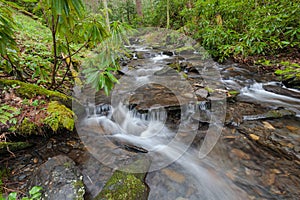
[33,157,39,164]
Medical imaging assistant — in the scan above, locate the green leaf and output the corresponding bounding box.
[275,70,284,75]
[8,192,17,200]
[106,72,119,83]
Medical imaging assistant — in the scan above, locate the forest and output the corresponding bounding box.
[0,0,299,200]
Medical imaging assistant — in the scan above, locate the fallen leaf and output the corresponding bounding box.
[249,134,260,141]
[263,121,275,130]
[286,126,299,132]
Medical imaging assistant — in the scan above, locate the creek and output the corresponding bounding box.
[2,35,300,199]
[75,39,300,199]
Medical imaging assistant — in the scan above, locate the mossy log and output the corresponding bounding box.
[0,142,32,154]
[0,79,72,107]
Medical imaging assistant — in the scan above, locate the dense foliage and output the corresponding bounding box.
[127,0,299,61]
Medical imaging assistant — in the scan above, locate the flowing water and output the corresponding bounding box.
[75,40,300,198]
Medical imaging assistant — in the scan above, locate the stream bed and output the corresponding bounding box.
[1,32,300,200]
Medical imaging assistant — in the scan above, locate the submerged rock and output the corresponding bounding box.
[263,85,300,99]
[31,155,85,200]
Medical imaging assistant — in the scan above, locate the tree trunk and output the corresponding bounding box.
[103,0,110,32]
[166,0,170,29]
[136,0,143,18]
[50,15,58,88]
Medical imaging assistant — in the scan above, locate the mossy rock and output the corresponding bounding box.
[94,170,149,200]
[0,141,32,154]
[175,46,195,55]
[243,109,296,121]
[17,117,39,135]
[0,79,71,107]
[15,101,75,135]
[94,158,150,200]
[43,101,75,132]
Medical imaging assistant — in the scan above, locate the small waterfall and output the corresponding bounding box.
[240,82,300,116]
[129,107,167,122]
[86,103,112,117]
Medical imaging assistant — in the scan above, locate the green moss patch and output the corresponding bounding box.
[0,141,32,154]
[0,79,71,107]
[17,118,38,135]
[94,170,149,200]
[43,101,75,132]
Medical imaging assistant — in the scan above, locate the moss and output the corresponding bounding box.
[72,179,85,200]
[43,101,75,132]
[228,90,240,96]
[265,109,295,119]
[168,62,181,71]
[205,87,214,93]
[0,80,71,107]
[175,46,195,54]
[0,141,32,154]
[17,118,39,135]
[94,171,148,200]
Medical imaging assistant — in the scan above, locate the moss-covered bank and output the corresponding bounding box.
[0,79,72,107]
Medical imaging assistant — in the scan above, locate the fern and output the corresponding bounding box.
[0,105,19,126]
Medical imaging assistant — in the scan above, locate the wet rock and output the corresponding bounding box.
[282,77,300,89]
[161,169,185,183]
[263,85,300,99]
[154,66,178,76]
[238,118,300,161]
[243,109,296,121]
[31,155,85,200]
[231,149,251,160]
[195,89,208,100]
[225,108,243,127]
[162,51,174,56]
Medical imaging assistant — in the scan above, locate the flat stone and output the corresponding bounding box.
[162,169,185,183]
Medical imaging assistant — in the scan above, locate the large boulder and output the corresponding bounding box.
[31,155,85,200]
